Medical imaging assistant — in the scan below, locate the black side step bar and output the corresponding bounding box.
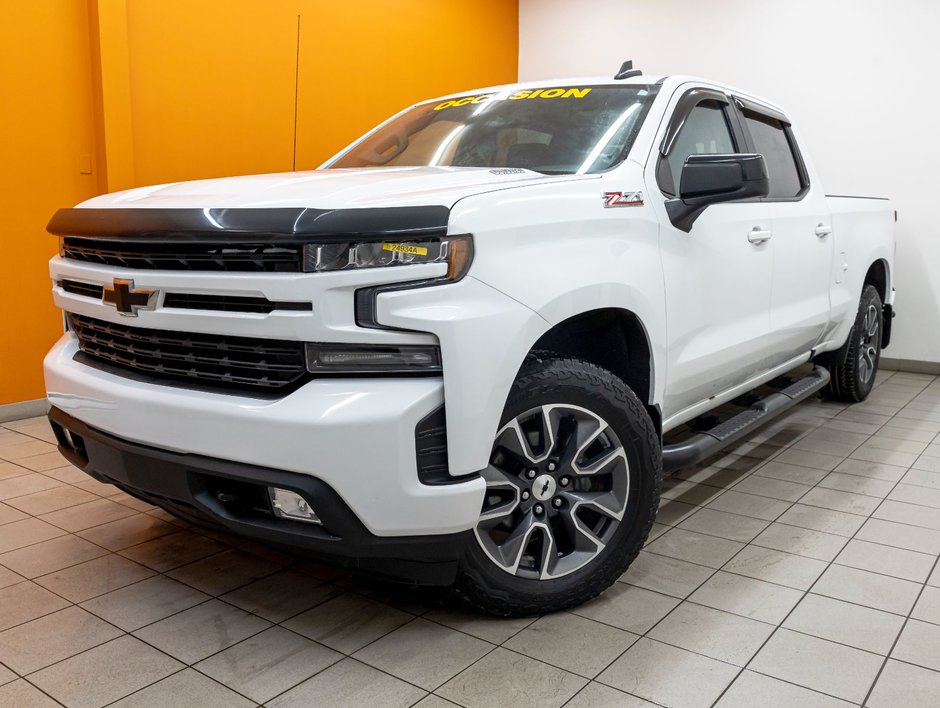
[662,367,831,473]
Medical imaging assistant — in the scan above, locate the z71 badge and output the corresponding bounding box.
[602,191,644,208]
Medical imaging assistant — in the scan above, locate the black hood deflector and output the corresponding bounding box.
[47,206,451,243]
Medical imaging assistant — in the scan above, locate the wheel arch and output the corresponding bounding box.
[864,258,889,303]
[527,307,660,434]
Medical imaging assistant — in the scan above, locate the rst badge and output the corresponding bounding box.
[602,191,644,208]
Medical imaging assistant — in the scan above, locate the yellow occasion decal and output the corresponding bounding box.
[433,87,592,110]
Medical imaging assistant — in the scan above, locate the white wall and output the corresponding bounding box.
[520,0,940,364]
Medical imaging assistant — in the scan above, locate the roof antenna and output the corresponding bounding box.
[615,60,642,80]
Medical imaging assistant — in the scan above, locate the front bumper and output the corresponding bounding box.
[44,334,485,537]
[49,407,471,585]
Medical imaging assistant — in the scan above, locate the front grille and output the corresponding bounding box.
[62,237,303,272]
[58,280,312,315]
[68,313,307,393]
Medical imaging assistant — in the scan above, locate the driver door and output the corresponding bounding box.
[653,89,774,422]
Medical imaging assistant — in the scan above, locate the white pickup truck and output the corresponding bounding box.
[44,62,896,615]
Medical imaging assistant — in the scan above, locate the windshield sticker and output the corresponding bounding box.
[433,87,593,111]
[490,168,527,175]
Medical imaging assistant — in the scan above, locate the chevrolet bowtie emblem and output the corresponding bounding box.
[102,278,157,316]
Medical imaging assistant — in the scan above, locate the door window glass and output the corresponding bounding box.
[663,101,736,195]
[742,111,803,198]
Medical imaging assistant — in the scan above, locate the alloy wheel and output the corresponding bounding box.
[858,304,880,384]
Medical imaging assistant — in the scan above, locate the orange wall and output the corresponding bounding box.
[124,0,520,185]
[1,0,518,405]
[0,1,100,406]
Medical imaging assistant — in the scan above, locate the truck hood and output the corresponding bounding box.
[82,166,581,210]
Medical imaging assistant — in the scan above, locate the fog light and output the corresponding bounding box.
[268,488,321,524]
[305,343,442,374]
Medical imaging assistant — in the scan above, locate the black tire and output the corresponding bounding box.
[824,284,883,403]
[455,352,661,616]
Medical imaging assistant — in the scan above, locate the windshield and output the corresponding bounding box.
[329,85,659,175]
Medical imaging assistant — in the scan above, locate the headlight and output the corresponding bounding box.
[303,235,473,280]
[305,343,442,374]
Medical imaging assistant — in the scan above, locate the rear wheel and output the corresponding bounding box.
[824,284,883,403]
[456,353,661,616]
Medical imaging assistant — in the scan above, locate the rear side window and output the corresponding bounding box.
[742,111,803,198]
[662,101,736,195]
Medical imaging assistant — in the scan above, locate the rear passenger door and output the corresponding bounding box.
[735,100,833,364]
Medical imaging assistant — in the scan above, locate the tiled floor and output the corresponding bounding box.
[2,368,940,707]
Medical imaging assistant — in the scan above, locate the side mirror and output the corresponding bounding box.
[665,153,769,232]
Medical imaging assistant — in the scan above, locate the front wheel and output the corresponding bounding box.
[456,353,661,616]
[824,284,883,403]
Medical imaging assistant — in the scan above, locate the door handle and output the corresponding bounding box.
[815,224,833,238]
[748,228,772,244]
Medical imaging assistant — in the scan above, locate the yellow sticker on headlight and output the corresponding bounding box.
[383,243,428,256]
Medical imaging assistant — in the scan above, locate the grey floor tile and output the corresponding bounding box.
[813,564,922,615]
[597,637,738,708]
[912,585,940,625]
[784,593,905,654]
[0,565,22,591]
[268,658,425,708]
[723,545,827,590]
[219,569,341,623]
[570,582,679,634]
[412,695,462,708]
[753,461,829,486]
[655,499,699,526]
[705,490,791,521]
[818,471,895,497]
[134,599,270,664]
[678,508,770,543]
[118,531,231,573]
[644,528,745,569]
[30,636,183,708]
[4,485,98,515]
[834,458,908,481]
[867,658,940,708]
[856,517,940,554]
[660,480,725,506]
[35,553,155,603]
[0,501,28,526]
[195,626,341,703]
[618,550,713,599]
[0,534,108,579]
[77,514,177,551]
[749,628,882,703]
[716,670,855,707]
[774,447,843,471]
[888,482,940,509]
[689,570,802,624]
[875,499,940,531]
[423,605,534,644]
[0,663,13,686]
[799,486,882,515]
[504,612,638,678]
[835,538,935,583]
[0,581,70,631]
[282,592,412,654]
[0,679,61,707]
[776,504,866,537]
[0,517,67,554]
[648,602,774,666]
[438,647,586,708]
[165,548,283,596]
[354,618,492,691]
[0,605,122,674]
[80,575,210,631]
[891,618,940,671]
[913,455,940,473]
[110,668,254,707]
[564,681,657,707]
[39,497,138,532]
[752,522,848,561]
[732,475,812,502]
[850,446,918,468]
[900,467,940,490]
